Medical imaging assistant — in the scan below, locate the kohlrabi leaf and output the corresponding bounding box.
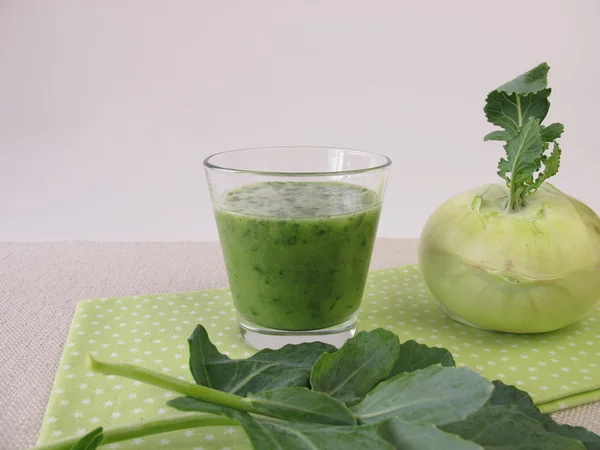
[483,63,552,139]
[497,157,511,183]
[525,141,561,195]
[543,141,561,177]
[541,123,565,142]
[484,130,513,142]
[503,118,543,185]
[69,427,104,450]
[442,404,586,450]
[169,396,394,450]
[484,87,551,139]
[389,340,455,376]
[64,327,600,450]
[501,117,545,209]
[248,387,356,426]
[188,325,335,396]
[351,365,493,425]
[379,418,483,450]
[488,381,600,450]
[168,397,279,448]
[495,62,551,95]
[483,62,564,210]
[309,328,400,406]
[169,386,355,427]
[249,422,395,450]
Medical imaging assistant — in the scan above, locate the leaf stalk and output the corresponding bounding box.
[30,415,238,450]
[89,356,254,413]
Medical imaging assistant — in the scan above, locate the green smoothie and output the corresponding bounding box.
[214,181,382,331]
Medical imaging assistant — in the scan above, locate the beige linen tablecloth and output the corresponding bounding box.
[1,239,599,450]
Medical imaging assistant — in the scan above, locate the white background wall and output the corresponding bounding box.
[1,0,598,242]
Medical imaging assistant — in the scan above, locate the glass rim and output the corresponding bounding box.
[203,146,392,176]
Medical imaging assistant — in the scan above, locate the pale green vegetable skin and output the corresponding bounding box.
[419,182,600,333]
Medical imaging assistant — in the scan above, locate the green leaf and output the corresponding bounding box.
[540,122,565,142]
[247,422,395,450]
[169,396,394,450]
[69,427,103,450]
[483,63,552,139]
[497,157,511,183]
[389,340,455,376]
[309,328,400,406]
[484,130,514,141]
[488,381,600,450]
[484,88,551,138]
[168,397,275,447]
[500,117,548,209]
[188,325,335,395]
[542,141,561,177]
[496,62,550,95]
[504,118,543,186]
[170,386,356,427]
[379,418,483,450]
[248,387,356,426]
[525,141,561,195]
[482,62,565,205]
[351,365,493,425]
[442,404,586,450]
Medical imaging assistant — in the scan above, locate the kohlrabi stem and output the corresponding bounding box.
[30,415,238,450]
[506,184,518,212]
[506,183,525,212]
[505,92,524,213]
[89,355,253,413]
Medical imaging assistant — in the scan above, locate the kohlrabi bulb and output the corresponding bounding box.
[418,183,600,333]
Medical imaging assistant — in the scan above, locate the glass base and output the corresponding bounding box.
[238,313,358,350]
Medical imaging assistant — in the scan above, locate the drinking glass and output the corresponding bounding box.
[204,146,391,349]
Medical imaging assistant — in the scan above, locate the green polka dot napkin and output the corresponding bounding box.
[37,265,600,449]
